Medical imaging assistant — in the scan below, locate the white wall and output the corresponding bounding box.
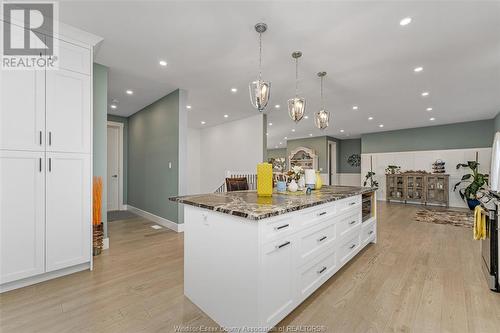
[197,115,264,193]
[361,147,492,208]
[187,128,201,194]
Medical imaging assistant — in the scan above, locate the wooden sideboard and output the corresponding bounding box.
[386,173,449,207]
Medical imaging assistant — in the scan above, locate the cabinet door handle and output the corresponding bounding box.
[48,132,52,146]
[349,202,356,206]
[318,211,327,216]
[275,224,289,231]
[39,131,42,145]
[349,220,357,225]
[39,158,42,172]
[317,236,327,242]
[276,241,290,249]
[317,266,327,274]
[349,244,356,249]
[368,230,374,235]
[48,158,51,172]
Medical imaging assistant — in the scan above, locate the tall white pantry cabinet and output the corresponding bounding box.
[0,27,102,292]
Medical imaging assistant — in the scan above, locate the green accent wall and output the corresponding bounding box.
[127,89,182,223]
[361,120,494,154]
[267,148,287,160]
[495,112,500,133]
[107,114,128,203]
[339,139,361,173]
[93,63,108,237]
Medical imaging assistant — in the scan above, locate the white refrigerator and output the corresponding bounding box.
[491,132,500,192]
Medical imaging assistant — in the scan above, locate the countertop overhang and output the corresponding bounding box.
[170,186,376,221]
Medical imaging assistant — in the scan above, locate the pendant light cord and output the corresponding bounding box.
[259,32,262,82]
[320,76,324,109]
[295,58,299,97]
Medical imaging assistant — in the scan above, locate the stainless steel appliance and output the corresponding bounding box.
[479,191,499,292]
[362,192,373,222]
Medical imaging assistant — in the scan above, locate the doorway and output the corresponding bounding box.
[328,141,337,185]
[107,121,123,211]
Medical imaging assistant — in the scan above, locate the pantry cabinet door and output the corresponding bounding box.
[45,153,91,272]
[46,69,90,153]
[0,151,45,283]
[0,70,45,151]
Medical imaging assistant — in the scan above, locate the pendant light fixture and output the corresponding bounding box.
[314,71,330,130]
[288,51,306,122]
[249,23,271,112]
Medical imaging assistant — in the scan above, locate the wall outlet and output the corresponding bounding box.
[168,162,172,169]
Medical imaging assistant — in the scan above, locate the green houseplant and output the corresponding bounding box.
[453,161,488,210]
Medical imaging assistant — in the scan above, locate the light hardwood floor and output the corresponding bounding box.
[1,202,500,333]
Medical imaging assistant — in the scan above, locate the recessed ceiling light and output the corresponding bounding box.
[291,129,295,132]
[266,133,269,136]
[304,115,309,119]
[400,17,412,26]
[201,121,206,125]
[275,104,280,109]
[159,60,167,67]
[224,114,229,118]
[268,122,273,126]
[340,129,345,133]
[421,91,429,97]
[186,105,192,109]
[126,89,134,95]
[284,137,288,140]
[275,146,278,148]
[279,142,282,145]
[414,66,423,73]
[430,117,436,121]
[368,116,373,120]
[379,124,384,128]
[309,133,313,137]
[231,88,238,93]
[110,104,117,109]
[426,107,433,111]
[352,106,358,110]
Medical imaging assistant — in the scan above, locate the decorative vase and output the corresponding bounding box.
[298,176,305,189]
[467,199,481,210]
[288,179,298,192]
[315,171,323,190]
[257,163,273,197]
[276,181,287,193]
[305,169,316,189]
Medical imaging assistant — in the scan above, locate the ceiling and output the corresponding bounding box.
[59,1,500,148]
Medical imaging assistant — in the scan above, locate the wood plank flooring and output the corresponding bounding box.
[1,202,500,332]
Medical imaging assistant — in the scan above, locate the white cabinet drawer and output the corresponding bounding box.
[337,210,362,239]
[261,215,297,243]
[339,232,361,266]
[297,202,336,231]
[337,195,361,213]
[362,221,376,245]
[298,246,337,301]
[297,220,337,267]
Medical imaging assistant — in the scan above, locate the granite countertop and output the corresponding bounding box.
[170,186,376,220]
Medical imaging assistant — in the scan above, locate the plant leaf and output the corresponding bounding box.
[461,174,472,181]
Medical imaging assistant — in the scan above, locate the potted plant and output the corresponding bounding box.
[363,171,379,188]
[453,161,489,210]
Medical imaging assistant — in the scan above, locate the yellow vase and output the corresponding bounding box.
[257,163,273,197]
[315,171,323,190]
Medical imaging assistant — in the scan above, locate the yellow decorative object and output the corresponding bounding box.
[474,205,487,240]
[315,171,323,190]
[257,163,273,197]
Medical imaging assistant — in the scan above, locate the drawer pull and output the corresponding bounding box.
[275,224,289,231]
[318,211,327,216]
[349,202,356,206]
[368,230,374,235]
[317,266,327,274]
[276,241,291,249]
[317,236,327,242]
[349,220,357,225]
[349,244,356,250]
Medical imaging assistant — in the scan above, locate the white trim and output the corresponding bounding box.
[103,238,109,250]
[121,204,128,211]
[327,140,337,185]
[127,205,184,233]
[107,121,124,211]
[0,263,90,293]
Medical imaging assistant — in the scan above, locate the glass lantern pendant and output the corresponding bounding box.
[288,51,306,122]
[314,71,330,130]
[249,23,271,112]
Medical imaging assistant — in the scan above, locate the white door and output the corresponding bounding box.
[107,125,120,211]
[0,70,45,151]
[0,151,45,283]
[46,69,91,153]
[45,152,91,272]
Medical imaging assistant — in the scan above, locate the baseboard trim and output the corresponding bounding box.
[127,205,184,233]
[103,237,109,250]
[121,204,128,210]
[0,262,90,293]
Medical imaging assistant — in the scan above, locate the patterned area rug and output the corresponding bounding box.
[415,208,473,228]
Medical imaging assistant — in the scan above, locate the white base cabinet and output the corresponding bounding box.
[183,194,377,332]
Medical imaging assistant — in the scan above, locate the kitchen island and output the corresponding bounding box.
[170,186,377,332]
